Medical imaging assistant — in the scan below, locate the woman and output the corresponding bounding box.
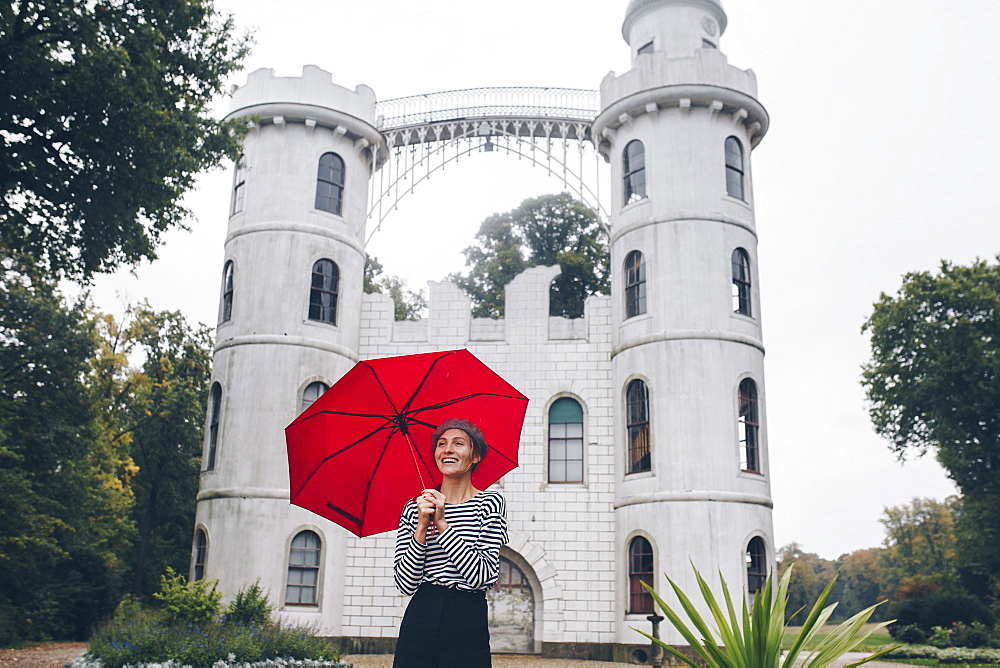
[392,418,508,668]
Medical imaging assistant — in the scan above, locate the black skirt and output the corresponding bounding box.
[393,583,491,668]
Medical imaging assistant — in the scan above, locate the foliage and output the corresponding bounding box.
[0,254,135,643]
[885,644,1000,663]
[224,581,273,627]
[88,590,339,668]
[880,497,959,592]
[449,193,609,318]
[776,544,837,623]
[781,623,893,653]
[950,622,997,649]
[889,589,993,638]
[635,564,894,668]
[861,258,1000,584]
[833,549,889,623]
[0,0,253,279]
[109,307,213,598]
[892,624,930,645]
[364,254,426,321]
[153,567,221,627]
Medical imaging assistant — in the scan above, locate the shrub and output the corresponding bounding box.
[890,623,929,644]
[928,626,952,648]
[889,588,993,635]
[153,567,221,627]
[224,580,272,627]
[950,621,995,649]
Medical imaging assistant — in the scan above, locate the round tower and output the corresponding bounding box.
[593,0,774,644]
[192,65,382,632]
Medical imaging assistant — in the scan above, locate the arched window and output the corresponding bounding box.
[286,530,321,606]
[626,380,650,474]
[731,248,751,316]
[205,383,221,471]
[193,529,207,581]
[220,261,234,323]
[624,250,646,319]
[739,378,760,473]
[301,381,329,413]
[623,140,646,205]
[747,537,767,593]
[628,536,654,614]
[548,397,584,483]
[316,152,345,215]
[308,259,339,325]
[230,154,246,215]
[725,137,745,200]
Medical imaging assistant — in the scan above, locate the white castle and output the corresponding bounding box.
[193,0,773,662]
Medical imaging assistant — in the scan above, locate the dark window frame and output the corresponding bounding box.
[548,397,584,484]
[747,537,767,593]
[623,140,647,205]
[725,136,745,200]
[739,378,760,473]
[628,536,654,614]
[193,529,207,581]
[626,379,651,474]
[221,261,234,323]
[624,250,647,319]
[731,248,751,316]
[308,259,339,325]
[205,383,221,471]
[637,40,654,56]
[230,154,246,216]
[301,381,329,413]
[315,152,345,215]
[286,530,322,606]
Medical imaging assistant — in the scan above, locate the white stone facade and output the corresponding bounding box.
[193,0,774,660]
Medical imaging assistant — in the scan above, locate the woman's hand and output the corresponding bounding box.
[413,489,446,543]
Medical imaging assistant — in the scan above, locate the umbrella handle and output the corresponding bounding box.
[403,431,428,491]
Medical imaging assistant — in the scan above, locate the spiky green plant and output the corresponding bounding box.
[635,565,898,668]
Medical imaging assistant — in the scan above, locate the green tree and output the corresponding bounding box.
[0,255,135,642]
[861,258,1000,585]
[776,543,837,623]
[364,254,427,321]
[114,307,214,598]
[833,548,888,622]
[879,497,959,592]
[0,0,251,278]
[450,193,609,318]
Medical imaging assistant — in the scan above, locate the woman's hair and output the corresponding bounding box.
[431,418,488,472]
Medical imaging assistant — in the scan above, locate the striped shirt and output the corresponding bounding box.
[393,490,508,595]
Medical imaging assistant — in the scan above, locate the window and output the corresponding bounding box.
[316,152,345,215]
[230,154,246,215]
[739,378,760,473]
[496,558,531,593]
[628,536,654,614]
[747,537,767,593]
[220,261,234,323]
[702,38,717,49]
[624,250,647,319]
[731,248,751,316]
[308,259,339,325]
[301,381,329,413]
[193,529,207,581]
[623,140,647,205]
[637,40,654,56]
[286,530,321,606]
[548,397,584,483]
[205,383,221,471]
[725,136,745,200]
[626,380,650,474]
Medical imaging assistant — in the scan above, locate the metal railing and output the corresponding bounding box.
[376,86,599,130]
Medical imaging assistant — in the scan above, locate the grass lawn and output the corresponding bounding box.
[781,623,893,653]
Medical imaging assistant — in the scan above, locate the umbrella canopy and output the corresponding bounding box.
[285,349,528,537]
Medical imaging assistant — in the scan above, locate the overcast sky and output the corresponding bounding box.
[88,0,999,560]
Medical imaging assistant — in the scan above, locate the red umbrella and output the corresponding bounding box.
[284,349,528,537]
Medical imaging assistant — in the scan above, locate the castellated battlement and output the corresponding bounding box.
[227,65,378,128]
[360,264,612,349]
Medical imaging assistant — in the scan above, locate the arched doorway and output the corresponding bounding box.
[487,556,535,653]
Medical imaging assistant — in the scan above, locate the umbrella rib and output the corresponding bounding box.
[289,421,400,500]
[398,350,458,416]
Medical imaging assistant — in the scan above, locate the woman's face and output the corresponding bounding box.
[434,428,481,477]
